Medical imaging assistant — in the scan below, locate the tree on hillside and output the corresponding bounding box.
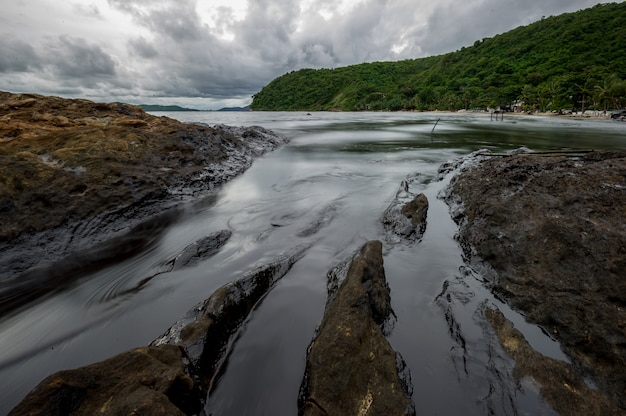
[251,2,626,112]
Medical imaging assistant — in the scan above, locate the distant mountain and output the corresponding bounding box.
[139,104,199,112]
[217,105,251,112]
[251,2,626,112]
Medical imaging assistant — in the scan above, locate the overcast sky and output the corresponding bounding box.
[0,0,608,109]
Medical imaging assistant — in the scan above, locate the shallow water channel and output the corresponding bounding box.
[1,112,625,414]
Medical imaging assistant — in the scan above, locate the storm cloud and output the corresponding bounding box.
[0,0,605,109]
[0,36,41,73]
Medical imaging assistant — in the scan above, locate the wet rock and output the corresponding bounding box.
[445,149,626,410]
[119,230,233,296]
[296,199,342,238]
[9,344,202,416]
[299,240,415,416]
[0,209,179,316]
[152,244,309,390]
[485,308,623,416]
[11,245,310,414]
[401,193,428,228]
[0,91,287,311]
[172,230,232,270]
[382,174,428,242]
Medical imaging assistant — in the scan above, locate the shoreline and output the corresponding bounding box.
[247,108,621,121]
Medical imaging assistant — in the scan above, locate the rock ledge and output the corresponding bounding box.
[444,149,626,411]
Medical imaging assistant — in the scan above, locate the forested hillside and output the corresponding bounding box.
[251,2,626,112]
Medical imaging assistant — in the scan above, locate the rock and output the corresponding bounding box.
[8,344,202,416]
[11,244,310,414]
[296,199,342,238]
[445,149,626,410]
[0,91,287,313]
[152,244,310,390]
[299,240,415,416]
[485,307,623,416]
[118,229,233,296]
[401,193,428,229]
[0,209,180,316]
[172,230,232,270]
[382,174,428,242]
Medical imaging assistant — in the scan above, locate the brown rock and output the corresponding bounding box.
[485,308,623,416]
[0,91,221,242]
[152,244,309,390]
[447,150,626,410]
[10,245,309,415]
[0,91,287,312]
[382,190,429,241]
[299,240,414,416]
[401,192,428,228]
[8,345,202,416]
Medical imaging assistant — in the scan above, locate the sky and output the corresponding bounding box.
[0,0,610,110]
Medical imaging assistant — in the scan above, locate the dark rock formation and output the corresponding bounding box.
[444,149,626,410]
[10,245,309,414]
[299,240,415,416]
[296,199,342,238]
[401,193,428,228]
[0,91,287,315]
[485,308,623,416]
[172,230,232,271]
[119,230,233,296]
[8,344,202,416]
[152,244,310,391]
[382,174,428,242]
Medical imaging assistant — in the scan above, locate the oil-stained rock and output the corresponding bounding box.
[401,193,428,229]
[11,245,309,414]
[445,149,626,410]
[172,229,232,270]
[152,244,309,390]
[8,344,202,416]
[0,91,287,316]
[119,230,233,296]
[485,307,623,416]
[382,174,428,242]
[299,240,415,416]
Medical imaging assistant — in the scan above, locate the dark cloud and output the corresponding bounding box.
[0,35,41,73]
[108,0,205,42]
[0,0,609,109]
[413,0,602,56]
[128,37,159,59]
[45,36,116,79]
[144,2,205,42]
[105,0,280,100]
[106,0,151,18]
[237,0,300,65]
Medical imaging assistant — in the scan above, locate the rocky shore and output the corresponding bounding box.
[5,92,422,415]
[6,93,625,414]
[10,240,417,415]
[0,91,287,314]
[444,148,626,413]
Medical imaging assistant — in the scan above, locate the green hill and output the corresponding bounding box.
[251,2,626,112]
